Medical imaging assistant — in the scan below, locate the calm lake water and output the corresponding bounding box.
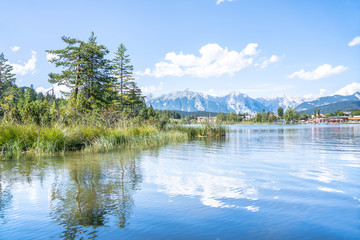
[0,124,360,239]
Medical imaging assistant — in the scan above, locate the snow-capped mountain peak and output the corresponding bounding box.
[145,90,360,114]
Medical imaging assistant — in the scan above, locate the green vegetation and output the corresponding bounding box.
[284,107,299,123]
[216,112,245,123]
[253,109,278,123]
[277,107,284,118]
[0,122,226,159]
[0,33,226,159]
[173,124,227,138]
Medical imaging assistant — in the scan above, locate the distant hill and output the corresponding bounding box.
[295,92,360,113]
[298,100,360,115]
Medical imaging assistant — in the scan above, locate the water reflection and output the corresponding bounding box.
[0,157,52,223]
[144,138,261,211]
[0,125,360,239]
[49,151,142,239]
[0,164,12,223]
[0,150,143,239]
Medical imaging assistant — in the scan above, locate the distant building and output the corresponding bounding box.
[244,114,256,121]
[311,113,325,119]
[308,116,348,124]
[197,116,217,123]
[348,116,360,122]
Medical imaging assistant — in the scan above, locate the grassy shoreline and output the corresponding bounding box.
[0,123,226,159]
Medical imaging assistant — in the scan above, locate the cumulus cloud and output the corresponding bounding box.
[138,43,260,78]
[288,64,347,80]
[204,88,222,96]
[348,36,360,47]
[10,51,37,75]
[36,84,70,98]
[46,52,59,61]
[11,46,20,52]
[303,82,360,100]
[335,82,360,96]
[140,82,163,94]
[216,0,234,5]
[261,55,279,68]
[303,88,332,100]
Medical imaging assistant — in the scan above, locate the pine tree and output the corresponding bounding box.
[47,33,115,110]
[124,81,144,117]
[0,53,16,99]
[112,44,134,111]
[277,106,284,118]
[148,105,155,118]
[81,32,114,109]
[46,36,85,100]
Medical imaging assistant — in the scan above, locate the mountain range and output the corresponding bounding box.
[146,90,360,115]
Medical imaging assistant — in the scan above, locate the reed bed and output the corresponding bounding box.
[0,122,226,159]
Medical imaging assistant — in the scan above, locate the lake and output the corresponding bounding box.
[0,124,359,239]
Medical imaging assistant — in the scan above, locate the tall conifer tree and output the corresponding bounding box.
[47,32,115,110]
[0,53,16,99]
[46,36,85,100]
[112,44,134,111]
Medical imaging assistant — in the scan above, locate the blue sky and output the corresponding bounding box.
[1,0,359,98]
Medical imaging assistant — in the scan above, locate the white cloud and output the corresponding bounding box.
[303,82,360,100]
[36,84,70,98]
[11,46,20,52]
[348,36,360,47]
[288,64,347,80]
[135,68,151,76]
[204,89,220,96]
[139,43,261,78]
[140,82,163,94]
[10,51,37,75]
[261,55,279,68]
[303,88,332,100]
[240,83,294,94]
[216,0,234,5]
[335,82,360,96]
[46,52,59,62]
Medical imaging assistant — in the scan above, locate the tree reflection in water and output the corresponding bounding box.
[0,157,49,224]
[0,164,12,223]
[50,150,142,239]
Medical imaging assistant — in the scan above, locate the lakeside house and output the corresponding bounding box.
[311,113,326,119]
[307,116,360,124]
[197,116,217,123]
[348,116,360,123]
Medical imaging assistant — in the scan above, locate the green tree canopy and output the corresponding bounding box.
[0,53,16,99]
[46,32,116,110]
[284,107,299,123]
[277,106,284,118]
[112,43,134,111]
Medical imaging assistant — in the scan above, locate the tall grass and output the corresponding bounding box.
[0,122,226,159]
[172,124,227,138]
